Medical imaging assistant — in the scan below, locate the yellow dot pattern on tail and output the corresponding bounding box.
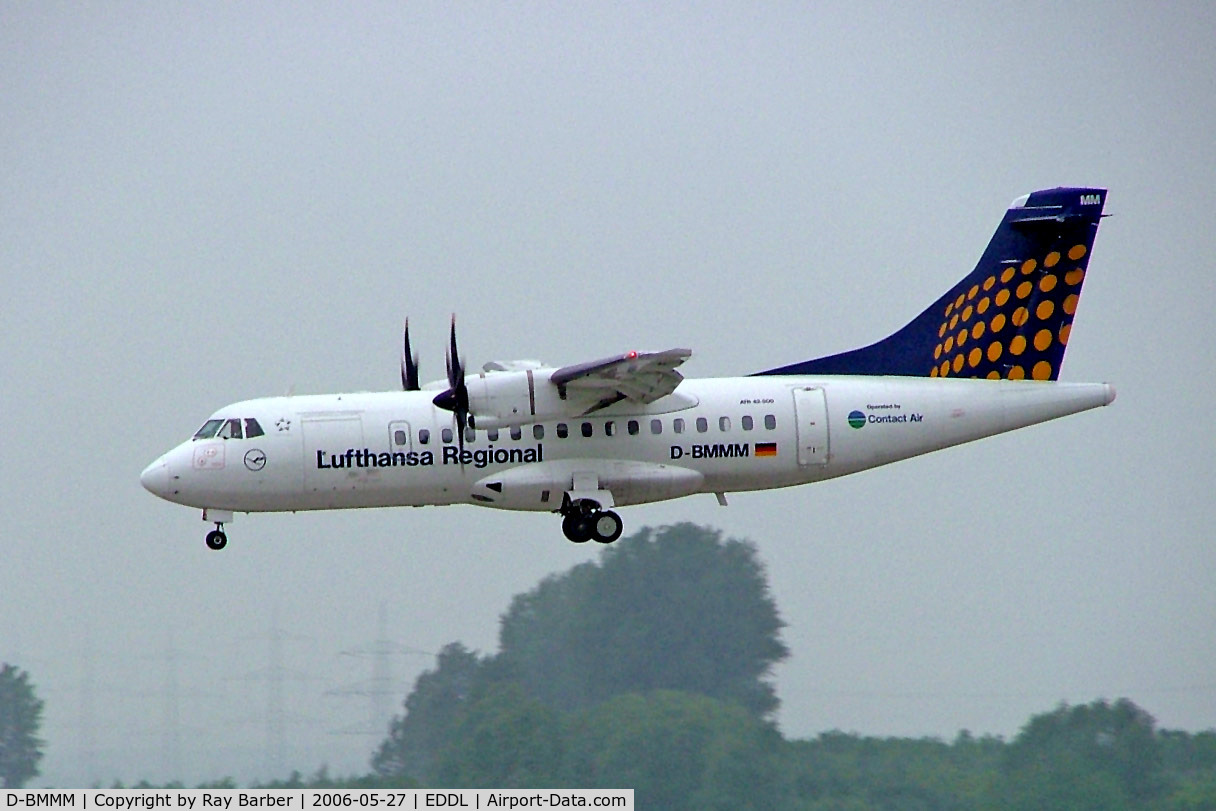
[930,244,1090,379]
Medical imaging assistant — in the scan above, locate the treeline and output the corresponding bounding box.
[8,524,1216,806]
[364,524,1216,809]
[366,696,1216,809]
[100,709,1216,808]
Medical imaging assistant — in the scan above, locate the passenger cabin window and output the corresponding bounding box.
[557,423,569,439]
[696,417,708,433]
[465,427,476,444]
[488,428,499,441]
[533,424,544,440]
[765,414,777,430]
[193,419,224,440]
[442,428,453,444]
[628,420,640,436]
[218,418,243,439]
[418,429,431,445]
[719,416,731,432]
[742,415,753,431]
[650,419,662,435]
[673,418,685,434]
[245,418,265,438]
[581,422,593,438]
[393,429,408,446]
[511,426,522,440]
[605,421,616,437]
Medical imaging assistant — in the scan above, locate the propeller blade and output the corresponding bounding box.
[401,318,420,391]
[455,408,468,459]
[433,314,471,464]
[446,315,462,389]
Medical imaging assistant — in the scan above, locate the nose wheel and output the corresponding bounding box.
[205,524,228,550]
[560,499,623,544]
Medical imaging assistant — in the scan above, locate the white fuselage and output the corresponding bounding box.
[141,375,1115,516]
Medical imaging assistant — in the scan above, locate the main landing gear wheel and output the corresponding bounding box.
[562,513,593,543]
[560,498,623,545]
[205,526,228,550]
[592,510,623,544]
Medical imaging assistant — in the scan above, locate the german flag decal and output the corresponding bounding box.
[755,442,777,457]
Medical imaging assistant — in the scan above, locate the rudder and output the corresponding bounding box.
[756,187,1106,381]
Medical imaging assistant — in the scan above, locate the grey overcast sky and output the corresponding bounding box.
[3,1,1214,788]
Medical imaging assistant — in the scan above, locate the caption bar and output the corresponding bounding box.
[4,791,633,811]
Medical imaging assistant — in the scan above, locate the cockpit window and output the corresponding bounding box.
[193,419,224,440]
[194,417,263,440]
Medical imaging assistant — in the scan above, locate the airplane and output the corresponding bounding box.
[141,187,1115,550]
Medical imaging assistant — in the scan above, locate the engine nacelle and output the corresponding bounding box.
[464,368,589,430]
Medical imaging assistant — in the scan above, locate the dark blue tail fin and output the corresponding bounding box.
[756,187,1106,381]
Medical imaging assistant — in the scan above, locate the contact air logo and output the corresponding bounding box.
[848,407,924,427]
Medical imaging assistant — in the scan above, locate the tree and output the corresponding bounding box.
[496,523,789,717]
[0,664,44,788]
[996,698,1163,810]
[434,682,565,788]
[783,730,1006,810]
[372,643,483,781]
[372,524,788,789]
[564,690,784,810]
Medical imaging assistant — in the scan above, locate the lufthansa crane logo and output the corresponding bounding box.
[244,449,267,471]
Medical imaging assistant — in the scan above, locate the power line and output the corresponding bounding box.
[327,604,435,737]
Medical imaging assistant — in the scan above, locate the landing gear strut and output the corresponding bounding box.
[205,524,228,550]
[560,496,623,544]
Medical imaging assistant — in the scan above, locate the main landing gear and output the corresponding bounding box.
[560,496,623,544]
[205,523,228,550]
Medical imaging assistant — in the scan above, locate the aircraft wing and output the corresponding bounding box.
[551,348,692,408]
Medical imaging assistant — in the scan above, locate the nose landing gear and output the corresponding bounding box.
[201,508,233,550]
[560,497,623,544]
[205,525,228,550]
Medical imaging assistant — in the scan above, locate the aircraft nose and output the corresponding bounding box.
[140,458,171,497]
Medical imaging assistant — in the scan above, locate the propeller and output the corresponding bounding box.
[432,315,471,459]
[401,318,420,391]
